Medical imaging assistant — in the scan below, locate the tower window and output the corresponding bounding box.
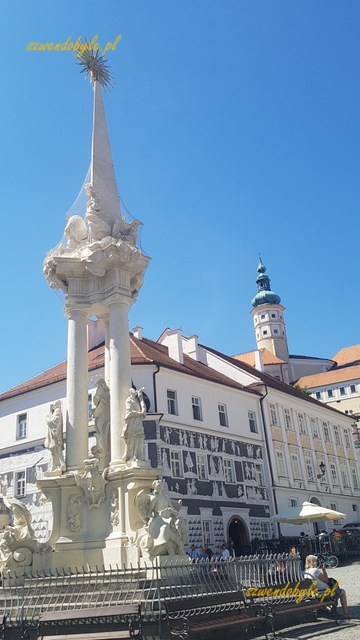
[261,314,266,320]
[273,329,278,334]
[263,330,268,336]
[271,313,276,318]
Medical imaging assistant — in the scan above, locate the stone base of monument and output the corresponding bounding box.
[36,464,160,571]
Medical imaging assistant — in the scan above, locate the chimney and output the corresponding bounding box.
[132,326,143,340]
[157,328,184,364]
[182,334,199,361]
[254,349,264,372]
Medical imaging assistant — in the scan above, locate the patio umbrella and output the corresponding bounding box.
[272,502,346,524]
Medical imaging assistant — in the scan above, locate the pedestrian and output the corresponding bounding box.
[204,544,213,560]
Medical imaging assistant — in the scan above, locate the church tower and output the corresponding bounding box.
[251,258,290,381]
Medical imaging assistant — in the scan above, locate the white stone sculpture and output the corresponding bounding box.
[93,378,110,468]
[123,388,147,464]
[66,494,82,532]
[0,497,39,570]
[135,477,187,558]
[64,215,88,251]
[84,183,112,242]
[45,400,65,474]
[110,490,119,528]
[73,459,107,508]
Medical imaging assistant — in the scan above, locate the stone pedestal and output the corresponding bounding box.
[38,465,159,571]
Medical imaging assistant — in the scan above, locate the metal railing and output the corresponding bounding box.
[0,553,302,627]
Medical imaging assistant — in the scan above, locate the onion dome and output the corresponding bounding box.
[251,257,281,308]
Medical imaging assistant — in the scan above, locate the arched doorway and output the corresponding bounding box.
[310,497,325,535]
[228,517,250,556]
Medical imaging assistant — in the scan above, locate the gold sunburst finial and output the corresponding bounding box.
[76,41,114,90]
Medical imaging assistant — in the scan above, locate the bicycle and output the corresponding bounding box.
[317,552,339,568]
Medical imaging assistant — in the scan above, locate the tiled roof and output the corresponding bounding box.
[233,348,284,366]
[296,365,360,389]
[0,334,257,402]
[332,345,360,367]
[203,344,352,419]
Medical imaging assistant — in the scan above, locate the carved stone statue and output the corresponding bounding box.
[112,216,142,247]
[135,477,187,559]
[84,183,112,242]
[45,400,65,473]
[64,215,88,251]
[0,497,39,570]
[123,388,147,464]
[73,459,107,509]
[92,378,110,468]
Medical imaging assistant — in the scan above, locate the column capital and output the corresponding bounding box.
[65,304,89,320]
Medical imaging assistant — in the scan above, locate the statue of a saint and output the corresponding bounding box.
[93,378,110,466]
[0,498,38,569]
[135,477,187,558]
[45,400,65,473]
[84,183,111,242]
[123,388,147,463]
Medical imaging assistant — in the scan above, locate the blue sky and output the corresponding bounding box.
[1,1,360,392]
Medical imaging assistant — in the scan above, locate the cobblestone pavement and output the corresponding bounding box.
[257,560,360,640]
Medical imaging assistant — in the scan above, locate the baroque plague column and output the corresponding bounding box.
[37,51,159,569]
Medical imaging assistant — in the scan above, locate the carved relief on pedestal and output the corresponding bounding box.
[72,459,107,509]
[66,494,82,532]
[110,490,119,528]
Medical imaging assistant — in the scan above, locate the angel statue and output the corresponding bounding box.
[123,388,147,464]
[0,497,39,569]
[45,400,65,473]
[134,477,187,558]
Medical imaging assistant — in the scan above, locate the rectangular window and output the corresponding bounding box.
[191,396,202,421]
[275,448,286,477]
[352,504,358,512]
[15,470,26,497]
[223,458,235,483]
[197,453,208,480]
[344,429,351,448]
[289,498,298,507]
[218,403,228,427]
[290,452,302,479]
[170,450,182,478]
[351,467,359,490]
[254,463,264,486]
[167,389,178,415]
[305,455,314,482]
[269,403,278,426]
[248,410,258,433]
[298,413,307,435]
[310,417,319,439]
[263,330,268,336]
[202,520,213,546]
[17,413,27,439]
[261,314,266,320]
[88,394,93,422]
[350,385,357,394]
[284,408,293,431]
[339,387,346,396]
[315,391,321,400]
[327,389,334,398]
[323,422,331,442]
[333,425,341,446]
[330,463,339,485]
[260,522,269,538]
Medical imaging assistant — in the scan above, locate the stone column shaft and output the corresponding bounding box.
[100,315,110,384]
[109,300,131,465]
[66,307,89,469]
